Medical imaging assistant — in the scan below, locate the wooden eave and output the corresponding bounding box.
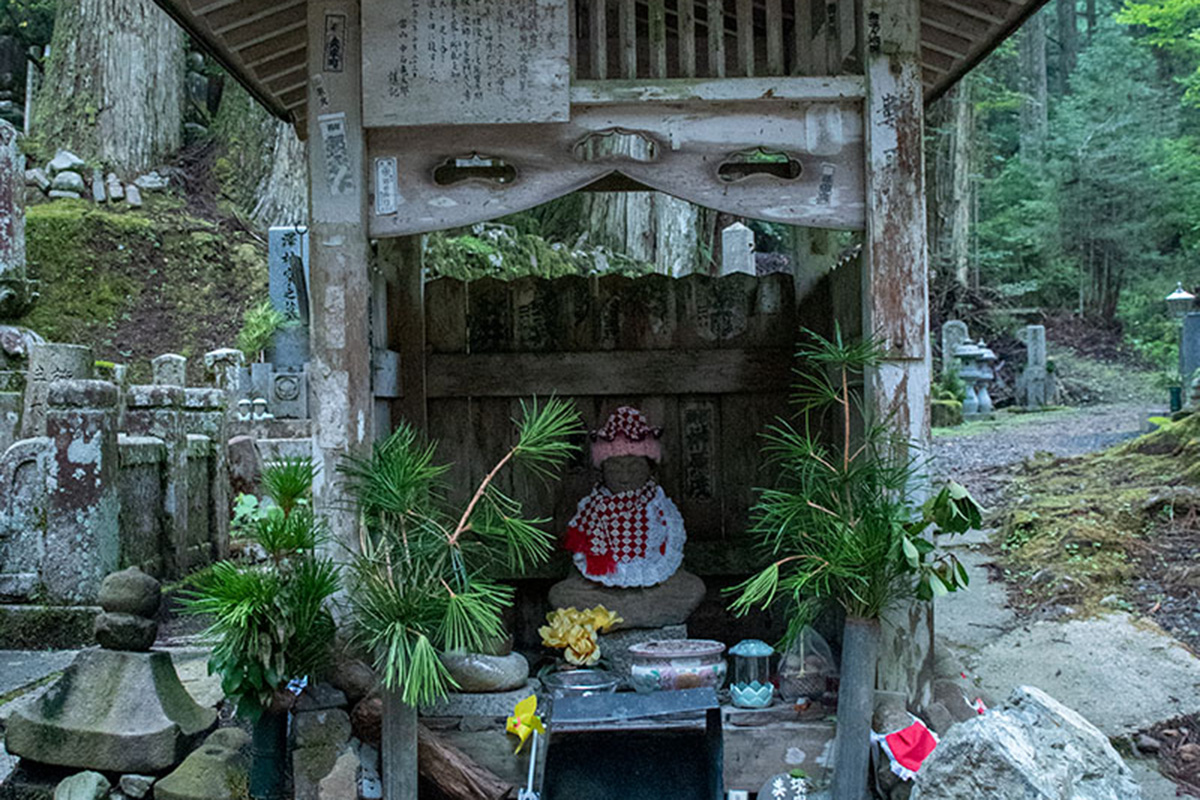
[153,0,1049,133]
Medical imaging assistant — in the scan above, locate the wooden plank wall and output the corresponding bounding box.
[572,0,860,80]
[423,272,798,576]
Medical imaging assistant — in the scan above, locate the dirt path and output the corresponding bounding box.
[930,401,1157,508]
[930,399,1192,799]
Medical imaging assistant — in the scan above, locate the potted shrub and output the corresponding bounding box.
[338,397,582,707]
[181,457,339,800]
[729,329,981,800]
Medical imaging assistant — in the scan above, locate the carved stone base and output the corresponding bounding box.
[547,569,706,629]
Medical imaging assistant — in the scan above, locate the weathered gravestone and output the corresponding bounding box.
[1018,324,1050,409]
[721,222,756,276]
[940,320,968,378]
[152,353,187,387]
[20,342,92,437]
[267,226,310,418]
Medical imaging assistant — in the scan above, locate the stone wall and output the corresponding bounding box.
[0,343,233,606]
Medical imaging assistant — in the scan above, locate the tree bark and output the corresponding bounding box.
[32,0,182,173]
[1056,0,1078,96]
[251,120,307,228]
[925,81,973,287]
[417,725,514,800]
[1018,10,1049,163]
[580,191,708,275]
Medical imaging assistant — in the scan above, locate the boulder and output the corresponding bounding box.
[49,170,85,194]
[134,171,169,192]
[24,167,49,192]
[912,685,1143,800]
[53,772,110,800]
[106,173,124,201]
[98,567,161,618]
[351,695,382,749]
[94,612,157,651]
[547,569,706,629]
[295,683,348,712]
[329,656,378,704]
[154,728,250,800]
[294,708,352,750]
[4,649,217,773]
[439,651,529,693]
[47,150,85,176]
[117,775,154,799]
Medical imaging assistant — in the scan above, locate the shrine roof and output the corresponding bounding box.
[153,0,1047,132]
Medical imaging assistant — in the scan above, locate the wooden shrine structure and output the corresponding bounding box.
[150,0,1047,794]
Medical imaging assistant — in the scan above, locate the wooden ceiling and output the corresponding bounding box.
[154,0,1046,132]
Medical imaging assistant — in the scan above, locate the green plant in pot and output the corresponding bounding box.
[729,329,981,800]
[337,397,581,774]
[181,457,339,800]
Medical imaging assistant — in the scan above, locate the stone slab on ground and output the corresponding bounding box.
[934,533,1015,654]
[0,652,74,698]
[964,613,1200,737]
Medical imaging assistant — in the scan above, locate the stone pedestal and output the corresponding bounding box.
[547,570,706,629]
[4,649,217,773]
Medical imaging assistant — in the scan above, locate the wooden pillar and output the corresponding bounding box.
[306,0,372,553]
[861,0,935,709]
[379,236,427,433]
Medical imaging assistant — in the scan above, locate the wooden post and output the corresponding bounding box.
[860,0,935,710]
[306,0,373,553]
[383,690,419,800]
[379,236,427,433]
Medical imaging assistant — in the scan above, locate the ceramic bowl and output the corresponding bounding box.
[627,639,727,693]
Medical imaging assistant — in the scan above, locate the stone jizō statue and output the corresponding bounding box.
[564,406,686,587]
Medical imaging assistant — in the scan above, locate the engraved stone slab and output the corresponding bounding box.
[362,0,570,127]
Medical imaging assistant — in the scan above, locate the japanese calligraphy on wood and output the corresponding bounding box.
[361,0,570,127]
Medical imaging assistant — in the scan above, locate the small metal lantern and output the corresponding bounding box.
[729,639,774,708]
[1167,282,1195,320]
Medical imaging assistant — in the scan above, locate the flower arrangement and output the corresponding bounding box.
[539,606,623,666]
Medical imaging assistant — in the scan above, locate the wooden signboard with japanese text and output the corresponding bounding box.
[361,0,571,127]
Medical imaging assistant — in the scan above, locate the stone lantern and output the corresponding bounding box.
[1167,282,1195,320]
[954,339,997,418]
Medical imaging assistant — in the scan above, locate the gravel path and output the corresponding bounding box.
[930,401,1159,508]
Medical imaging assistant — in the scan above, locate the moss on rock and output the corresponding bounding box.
[13,196,267,382]
[996,413,1200,614]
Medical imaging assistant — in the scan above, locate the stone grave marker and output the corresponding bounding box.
[721,222,756,276]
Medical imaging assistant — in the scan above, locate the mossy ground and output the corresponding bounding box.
[13,195,267,383]
[996,412,1200,616]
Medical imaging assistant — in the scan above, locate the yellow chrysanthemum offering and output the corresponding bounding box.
[539,605,624,666]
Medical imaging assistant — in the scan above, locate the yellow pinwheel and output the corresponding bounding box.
[505,694,545,754]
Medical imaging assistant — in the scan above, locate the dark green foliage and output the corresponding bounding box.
[729,330,981,640]
[340,398,583,706]
[967,5,1200,365]
[180,458,338,719]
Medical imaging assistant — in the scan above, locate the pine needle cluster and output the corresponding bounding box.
[181,457,339,719]
[339,397,583,706]
[729,328,982,641]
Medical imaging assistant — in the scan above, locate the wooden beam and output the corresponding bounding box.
[425,349,794,397]
[570,74,865,102]
[381,237,428,432]
[680,0,697,77]
[650,0,668,77]
[620,0,638,78]
[766,0,784,74]
[590,0,608,79]
[708,0,726,77]
[736,0,755,76]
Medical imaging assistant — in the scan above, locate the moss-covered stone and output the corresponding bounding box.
[0,605,100,650]
[932,398,964,428]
